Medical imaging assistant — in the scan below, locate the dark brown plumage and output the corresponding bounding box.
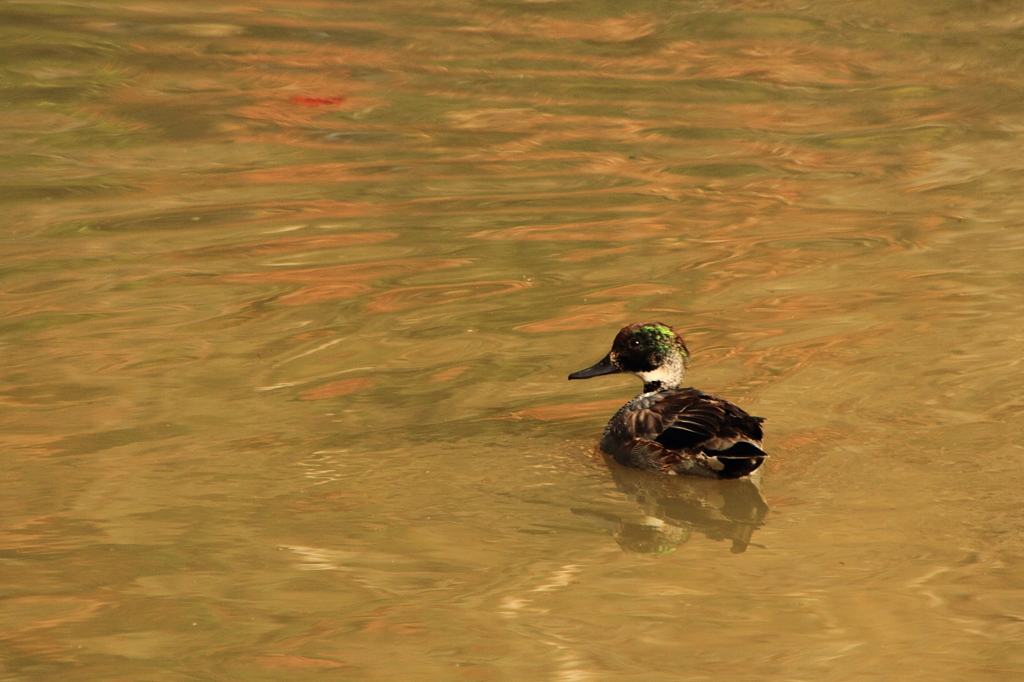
[568,322,767,479]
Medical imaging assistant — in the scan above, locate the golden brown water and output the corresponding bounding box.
[3,1,1023,679]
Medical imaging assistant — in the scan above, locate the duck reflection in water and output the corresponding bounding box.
[573,454,768,554]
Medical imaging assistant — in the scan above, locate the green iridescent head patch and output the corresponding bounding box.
[637,323,686,355]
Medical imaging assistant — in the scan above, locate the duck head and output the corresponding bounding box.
[568,322,690,392]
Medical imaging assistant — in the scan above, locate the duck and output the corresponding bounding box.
[568,322,766,479]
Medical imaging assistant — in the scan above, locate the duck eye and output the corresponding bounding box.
[629,339,641,349]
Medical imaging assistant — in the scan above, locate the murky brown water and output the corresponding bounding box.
[3,0,1024,679]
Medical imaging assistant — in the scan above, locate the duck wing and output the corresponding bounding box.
[624,388,764,452]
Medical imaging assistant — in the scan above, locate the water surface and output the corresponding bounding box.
[2,1,1024,680]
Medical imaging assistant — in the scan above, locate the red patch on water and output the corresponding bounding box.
[289,96,346,106]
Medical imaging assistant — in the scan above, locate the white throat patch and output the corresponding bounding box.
[636,364,683,390]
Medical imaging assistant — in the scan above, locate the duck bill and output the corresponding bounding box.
[568,354,621,380]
